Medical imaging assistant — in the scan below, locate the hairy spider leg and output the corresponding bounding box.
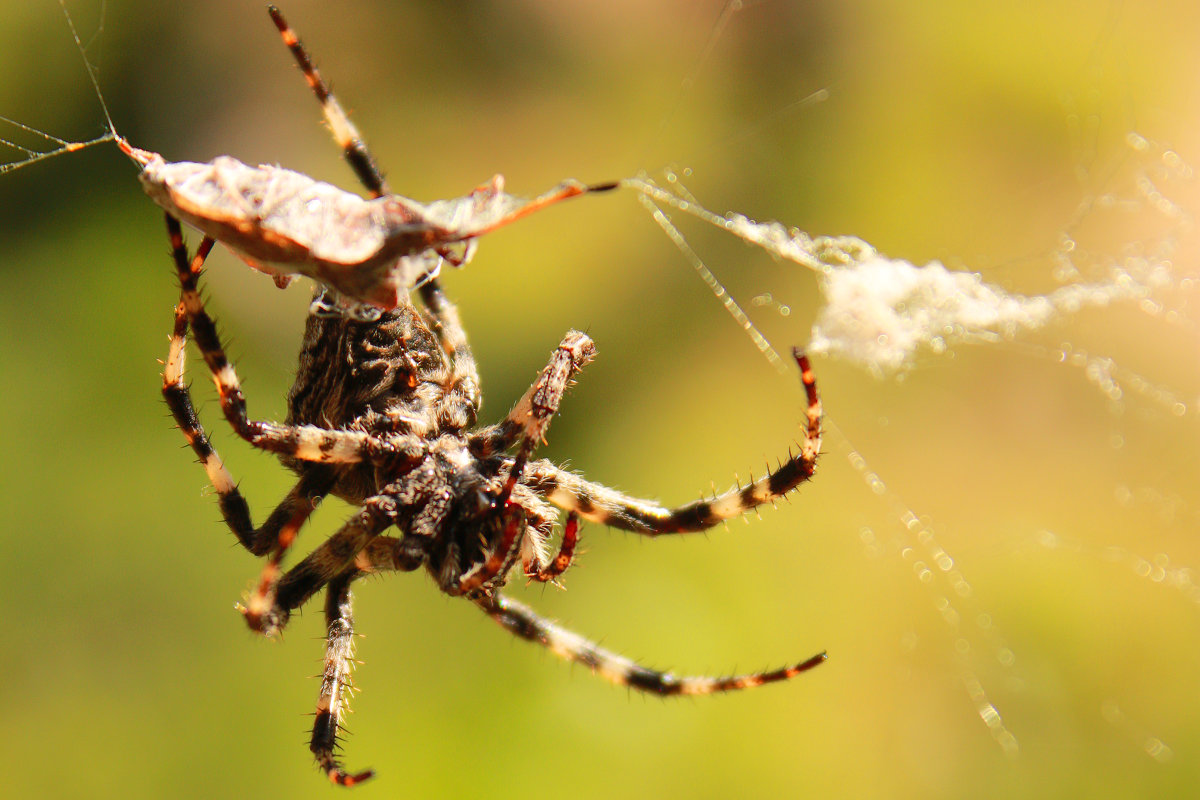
[524,351,822,534]
[304,538,410,786]
[312,573,374,787]
[337,538,827,696]
[260,489,412,637]
[310,532,446,785]
[237,466,338,631]
[402,538,810,703]
[161,219,337,620]
[267,5,481,413]
[161,228,341,562]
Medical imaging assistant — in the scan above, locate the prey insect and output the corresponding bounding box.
[130,144,614,315]
[32,3,830,787]
[41,1,615,315]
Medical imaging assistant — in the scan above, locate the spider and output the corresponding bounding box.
[161,6,827,787]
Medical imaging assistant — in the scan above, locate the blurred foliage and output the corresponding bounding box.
[1,1,1197,798]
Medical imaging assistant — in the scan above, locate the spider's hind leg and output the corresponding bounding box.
[477,594,826,695]
[303,536,433,786]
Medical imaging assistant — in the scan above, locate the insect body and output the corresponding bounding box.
[128,141,611,312]
[48,0,612,315]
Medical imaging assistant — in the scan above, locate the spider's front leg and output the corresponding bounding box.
[468,329,597,471]
[527,350,822,535]
[161,226,339,563]
[453,331,596,596]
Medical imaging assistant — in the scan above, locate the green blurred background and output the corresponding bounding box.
[1,1,1197,797]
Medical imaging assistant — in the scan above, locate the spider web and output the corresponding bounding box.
[624,0,1199,778]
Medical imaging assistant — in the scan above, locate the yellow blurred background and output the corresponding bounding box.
[1,1,1197,797]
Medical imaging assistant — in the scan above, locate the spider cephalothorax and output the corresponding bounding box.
[161,6,827,788]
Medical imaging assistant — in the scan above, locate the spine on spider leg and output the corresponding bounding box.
[672,348,822,528]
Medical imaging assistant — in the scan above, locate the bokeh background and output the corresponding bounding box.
[1,1,1197,798]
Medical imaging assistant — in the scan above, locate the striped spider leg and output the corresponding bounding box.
[524,351,822,535]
